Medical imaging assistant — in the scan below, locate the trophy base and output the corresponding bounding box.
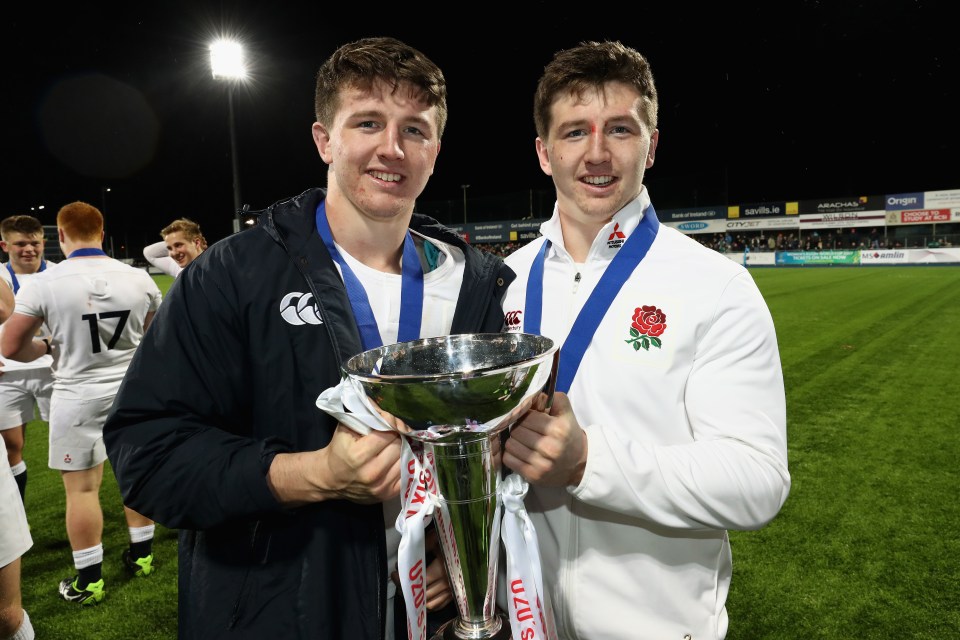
[429,611,511,640]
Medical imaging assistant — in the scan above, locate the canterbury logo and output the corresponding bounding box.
[504,310,522,328]
[280,292,323,325]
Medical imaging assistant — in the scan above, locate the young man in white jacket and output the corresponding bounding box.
[500,41,791,640]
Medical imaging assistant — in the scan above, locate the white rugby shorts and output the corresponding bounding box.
[48,395,112,471]
[0,368,53,430]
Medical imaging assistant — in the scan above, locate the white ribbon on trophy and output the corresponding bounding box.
[317,379,550,640]
[500,474,552,640]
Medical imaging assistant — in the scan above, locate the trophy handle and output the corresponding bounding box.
[535,347,560,412]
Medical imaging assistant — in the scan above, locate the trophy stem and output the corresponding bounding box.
[427,432,511,640]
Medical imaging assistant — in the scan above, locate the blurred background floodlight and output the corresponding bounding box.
[209,39,247,80]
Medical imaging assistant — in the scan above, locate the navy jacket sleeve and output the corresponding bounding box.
[105,243,288,530]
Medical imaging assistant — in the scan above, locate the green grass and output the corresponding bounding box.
[727,267,960,639]
[17,269,960,638]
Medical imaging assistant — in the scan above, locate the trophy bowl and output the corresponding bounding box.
[342,332,558,443]
[342,333,558,640]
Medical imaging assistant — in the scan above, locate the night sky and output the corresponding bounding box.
[6,1,957,253]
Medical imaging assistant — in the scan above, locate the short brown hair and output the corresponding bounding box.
[0,215,44,240]
[56,201,103,242]
[534,40,658,140]
[314,36,448,138]
[161,218,207,250]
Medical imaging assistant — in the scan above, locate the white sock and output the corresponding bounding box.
[8,608,34,640]
[73,544,103,569]
[9,461,25,476]
[129,524,155,544]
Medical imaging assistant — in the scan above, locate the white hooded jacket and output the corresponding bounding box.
[501,190,791,640]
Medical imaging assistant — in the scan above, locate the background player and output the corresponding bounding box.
[0,215,55,506]
[141,218,206,277]
[1,201,163,606]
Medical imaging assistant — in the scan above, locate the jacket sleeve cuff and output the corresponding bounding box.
[240,439,291,512]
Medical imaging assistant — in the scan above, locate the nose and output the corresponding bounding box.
[377,127,405,161]
[585,131,610,164]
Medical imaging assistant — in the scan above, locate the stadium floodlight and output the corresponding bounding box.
[209,39,247,80]
[210,38,247,215]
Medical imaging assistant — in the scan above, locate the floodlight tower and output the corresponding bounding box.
[210,39,247,215]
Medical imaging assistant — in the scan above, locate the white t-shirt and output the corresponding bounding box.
[333,231,466,636]
[14,257,162,399]
[0,261,56,372]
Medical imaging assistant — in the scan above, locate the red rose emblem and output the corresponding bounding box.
[632,305,667,337]
[626,305,667,351]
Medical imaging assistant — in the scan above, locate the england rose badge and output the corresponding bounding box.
[626,305,667,351]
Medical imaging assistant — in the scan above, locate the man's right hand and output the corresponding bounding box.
[320,423,403,503]
[266,424,402,506]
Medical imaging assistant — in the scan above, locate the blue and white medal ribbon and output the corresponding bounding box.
[315,202,424,350]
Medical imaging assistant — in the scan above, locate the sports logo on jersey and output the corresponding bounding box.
[63,453,72,464]
[280,292,322,326]
[625,304,666,351]
[503,310,523,332]
[607,223,626,250]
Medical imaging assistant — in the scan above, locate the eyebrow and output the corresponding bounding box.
[347,109,386,121]
[560,112,640,126]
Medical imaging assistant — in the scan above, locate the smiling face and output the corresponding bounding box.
[164,230,203,268]
[0,231,45,274]
[312,78,441,227]
[536,81,658,230]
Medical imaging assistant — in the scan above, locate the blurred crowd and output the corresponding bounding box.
[475,228,956,258]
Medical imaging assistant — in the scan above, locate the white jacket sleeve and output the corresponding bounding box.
[143,241,181,278]
[572,271,791,531]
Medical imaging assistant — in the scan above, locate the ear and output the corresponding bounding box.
[535,138,553,176]
[58,229,65,244]
[312,122,333,165]
[646,129,659,169]
[0,241,7,253]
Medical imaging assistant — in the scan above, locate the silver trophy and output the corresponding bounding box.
[342,333,558,640]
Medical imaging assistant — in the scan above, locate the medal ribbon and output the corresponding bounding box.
[315,202,424,349]
[524,206,660,392]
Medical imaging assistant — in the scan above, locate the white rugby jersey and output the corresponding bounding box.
[0,261,56,372]
[14,257,162,399]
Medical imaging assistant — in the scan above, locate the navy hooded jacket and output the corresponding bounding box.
[104,188,515,639]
